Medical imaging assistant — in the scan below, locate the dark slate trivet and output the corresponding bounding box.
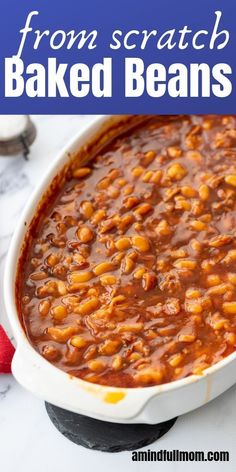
[45,402,177,452]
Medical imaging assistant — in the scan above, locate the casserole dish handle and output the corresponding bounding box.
[11,342,161,423]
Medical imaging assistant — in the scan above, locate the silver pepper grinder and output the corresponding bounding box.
[0,115,36,159]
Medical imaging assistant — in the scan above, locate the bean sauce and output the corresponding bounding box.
[18,115,236,387]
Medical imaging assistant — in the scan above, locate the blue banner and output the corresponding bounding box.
[0,0,235,113]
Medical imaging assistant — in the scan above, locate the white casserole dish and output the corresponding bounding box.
[4,114,236,425]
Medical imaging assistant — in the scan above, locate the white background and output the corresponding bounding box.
[0,115,235,472]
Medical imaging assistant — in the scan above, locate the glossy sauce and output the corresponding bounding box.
[18,115,236,387]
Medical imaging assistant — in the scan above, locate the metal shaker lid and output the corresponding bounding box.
[0,115,36,158]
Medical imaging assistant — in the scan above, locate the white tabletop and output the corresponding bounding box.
[0,115,235,472]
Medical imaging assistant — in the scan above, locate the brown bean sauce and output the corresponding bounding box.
[18,115,236,387]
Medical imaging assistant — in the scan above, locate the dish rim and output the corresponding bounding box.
[4,113,236,399]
